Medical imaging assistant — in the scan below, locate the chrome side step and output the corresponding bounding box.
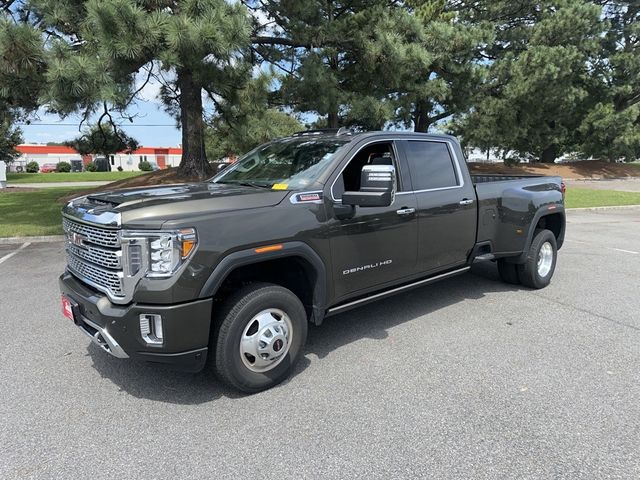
[327,266,471,316]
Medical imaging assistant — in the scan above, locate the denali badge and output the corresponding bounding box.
[343,259,392,275]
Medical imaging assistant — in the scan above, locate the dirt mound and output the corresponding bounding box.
[469,161,640,179]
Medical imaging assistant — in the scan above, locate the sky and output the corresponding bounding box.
[18,76,183,148]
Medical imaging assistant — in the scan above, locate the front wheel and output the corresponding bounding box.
[517,229,558,289]
[213,283,308,393]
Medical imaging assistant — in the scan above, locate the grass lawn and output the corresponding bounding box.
[565,188,640,208]
[0,188,86,237]
[1,185,639,238]
[7,171,147,184]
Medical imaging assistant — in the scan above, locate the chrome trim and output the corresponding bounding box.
[331,138,465,201]
[77,316,129,358]
[396,207,415,216]
[290,191,324,204]
[327,266,470,314]
[62,198,121,227]
[140,314,164,345]
[63,216,149,304]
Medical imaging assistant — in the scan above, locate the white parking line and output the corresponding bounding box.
[565,239,639,255]
[610,248,639,255]
[0,242,31,265]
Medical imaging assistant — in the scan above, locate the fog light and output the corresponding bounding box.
[140,314,163,345]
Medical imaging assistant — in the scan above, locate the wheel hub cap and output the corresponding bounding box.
[240,308,292,373]
[537,241,554,277]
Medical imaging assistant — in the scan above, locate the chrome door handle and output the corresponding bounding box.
[396,207,416,216]
[459,199,474,206]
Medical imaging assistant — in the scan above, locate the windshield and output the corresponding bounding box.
[212,137,348,190]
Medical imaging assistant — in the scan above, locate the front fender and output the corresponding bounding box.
[199,241,327,324]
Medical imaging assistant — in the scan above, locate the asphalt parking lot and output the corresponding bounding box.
[1,208,639,479]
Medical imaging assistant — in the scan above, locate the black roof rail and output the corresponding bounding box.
[291,127,355,137]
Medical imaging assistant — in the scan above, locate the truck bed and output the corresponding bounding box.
[471,174,545,184]
[472,174,563,256]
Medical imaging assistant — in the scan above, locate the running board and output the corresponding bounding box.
[326,266,471,316]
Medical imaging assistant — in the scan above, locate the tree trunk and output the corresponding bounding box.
[539,144,558,163]
[177,69,211,178]
[327,111,339,129]
[413,100,430,133]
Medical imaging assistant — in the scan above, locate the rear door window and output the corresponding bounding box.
[402,141,459,191]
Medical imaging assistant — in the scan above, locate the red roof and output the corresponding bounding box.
[17,144,182,155]
[17,145,77,154]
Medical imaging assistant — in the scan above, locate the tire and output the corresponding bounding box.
[517,229,557,289]
[497,259,520,285]
[213,282,308,393]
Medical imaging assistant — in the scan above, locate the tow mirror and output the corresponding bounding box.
[342,164,396,208]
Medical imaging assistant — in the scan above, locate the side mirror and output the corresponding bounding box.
[342,164,396,208]
[217,163,228,172]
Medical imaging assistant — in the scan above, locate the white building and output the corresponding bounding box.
[12,144,183,172]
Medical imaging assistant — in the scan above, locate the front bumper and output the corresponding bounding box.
[59,272,213,372]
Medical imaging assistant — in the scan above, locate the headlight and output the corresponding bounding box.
[122,228,197,278]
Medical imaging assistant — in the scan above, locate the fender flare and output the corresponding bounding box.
[515,205,566,263]
[199,241,327,324]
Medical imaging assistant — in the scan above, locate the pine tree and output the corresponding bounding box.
[251,1,425,129]
[66,123,139,158]
[454,0,604,162]
[577,1,640,161]
[1,0,251,177]
[205,76,303,159]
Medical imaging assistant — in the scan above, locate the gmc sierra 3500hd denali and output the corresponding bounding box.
[59,130,566,393]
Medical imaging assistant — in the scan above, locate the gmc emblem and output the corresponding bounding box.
[68,232,87,248]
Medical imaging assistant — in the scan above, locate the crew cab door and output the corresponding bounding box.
[327,140,418,300]
[397,139,477,274]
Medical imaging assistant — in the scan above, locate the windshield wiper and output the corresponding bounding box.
[217,180,272,190]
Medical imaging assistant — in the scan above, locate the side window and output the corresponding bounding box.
[333,141,398,199]
[403,141,459,190]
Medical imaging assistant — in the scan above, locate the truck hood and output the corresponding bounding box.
[64,182,290,229]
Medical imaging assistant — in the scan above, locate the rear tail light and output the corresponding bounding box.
[560,181,566,198]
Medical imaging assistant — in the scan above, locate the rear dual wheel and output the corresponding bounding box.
[213,283,308,394]
[497,229,557,289]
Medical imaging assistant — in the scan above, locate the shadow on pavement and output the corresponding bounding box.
[87,261,523,404]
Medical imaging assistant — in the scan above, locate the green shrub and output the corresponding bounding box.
[138,160,152,171]
[56,161,72,172]
[85,161,97,172]
[25,161,40,173]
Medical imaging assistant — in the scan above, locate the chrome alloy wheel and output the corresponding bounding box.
[537,241,554,277]
[239,308,293,373]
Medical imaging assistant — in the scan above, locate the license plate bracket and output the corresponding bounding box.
[61,294,78,323]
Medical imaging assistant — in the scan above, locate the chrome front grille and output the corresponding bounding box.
[63,217,125,300]
[63,217,119,248]
[67,255,124,296]
[67,243,121,270]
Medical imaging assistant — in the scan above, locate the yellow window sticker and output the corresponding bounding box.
[272,183,288,190]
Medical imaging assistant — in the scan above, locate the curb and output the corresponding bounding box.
[567,204,640,212]
[0,235,64,245]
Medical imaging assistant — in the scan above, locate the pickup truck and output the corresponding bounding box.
[59,130,566,393]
